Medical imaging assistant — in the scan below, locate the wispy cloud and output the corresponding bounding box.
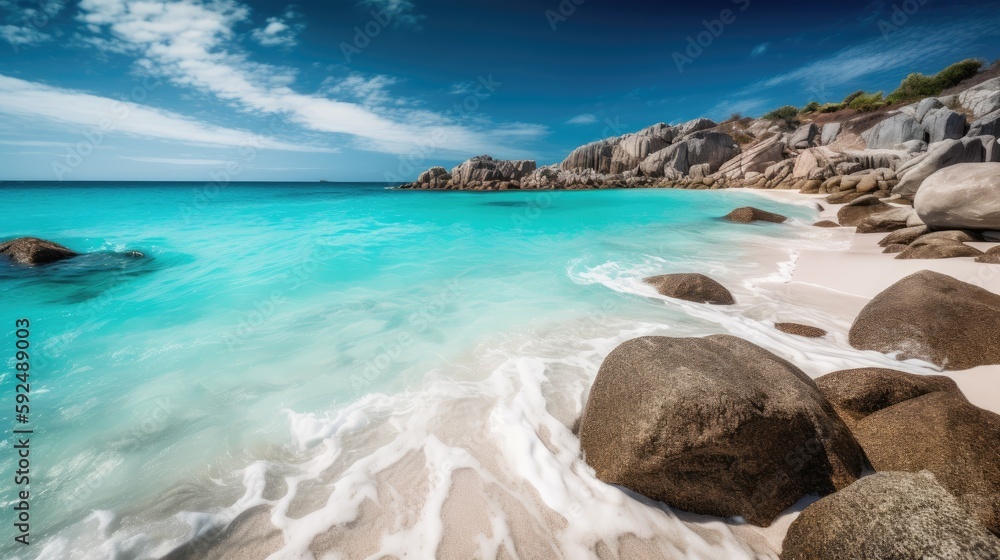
[321,74,401,107]
[566,114,598,125]
[361,0,424,29]
[0,23,49,46]
[251,7,304,49]
[0,74,333,152]
[0,0,66,47]
[119,156,230,165]
[750,42,769,57]
[76,0,543,157]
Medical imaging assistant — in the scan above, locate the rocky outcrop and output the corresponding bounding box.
[638,131,739,176]
[450,155,536,184]
[923,107,967,143]
[561,138,619,174]
[578,335,864,526]
[862,114,924,149]
[0,237,78,266]
[914,162,1000,230]
[610,134,671,174]
[724,206,787,224]
[849,270,1000,370]
[643,273,734,305]
[853,391,1000,535]
[892,137,993,198]
[716,135,784,179]
[958,76,1000,120]
[970,110,1000,138]
[782,471,1000,560]
[416,166,451,187]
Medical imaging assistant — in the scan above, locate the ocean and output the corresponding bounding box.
[1,182,862,559]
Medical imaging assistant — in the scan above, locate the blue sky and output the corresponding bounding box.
[1,0,999,182]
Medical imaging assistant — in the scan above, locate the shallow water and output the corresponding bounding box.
[0,182,900,559]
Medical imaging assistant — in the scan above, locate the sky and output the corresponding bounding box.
[1,0,1000,182]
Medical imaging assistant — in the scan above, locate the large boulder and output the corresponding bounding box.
[676,117,716,137]
[789,123,819,149]
[820,122,841,146]
[914,162,1000,230]
[782,471,1000,560]
[895,237,983,260]
[578,335,865,526]
[862,113,924,149]
[848,270,1000,370]
[922,108,967,144]
[561,138,619,174]
[450,155,536,184]
[836,195,892,227]
[0,237,78,266]
[853,391,1000,535]
[609,134,671,174]
[969,110,1000,138]
[892,137,990,198]
[958,76,1000,119]
[716,135,785,179]
[815,368,960,431]
[791,147,843,179]
[724,206,787,224]
[643,273,734,305]
[914,97,945,123]
[417,166,450,184]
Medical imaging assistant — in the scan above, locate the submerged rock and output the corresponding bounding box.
[0,237,78,266]
[782,471,1000,560]
[849,270,1000,370]
[643,273,734,305]
[775,323,826,338]
[579,335,864,526]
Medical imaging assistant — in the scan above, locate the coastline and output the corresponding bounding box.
[742,187,1000,415]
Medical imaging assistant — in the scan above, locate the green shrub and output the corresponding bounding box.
[801,101,821,114]
[762,105,800,122]
[934,58,983,89]
[842,90,866,106]
[819,102,844,113]
[885,59,984,104]
[849,91,887,112]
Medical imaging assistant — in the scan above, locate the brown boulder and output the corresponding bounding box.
[579,335,865,526]
[826,190,864,204]
[775,323,827,338]
[815,368,960,431]
[0,237,78,266]
[724,206,788,224]
[895,238,983,260]
[977,246,1000,264]
[883,244,909,254]
[782,471,1000,560]
[644,273,735,305]
[849,270,1000,370]
[812,220,840,228]
[878,225,930,247]
[855,391,1000,535]
[836,196,892,227]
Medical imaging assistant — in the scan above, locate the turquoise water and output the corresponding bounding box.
[0,182,818,558]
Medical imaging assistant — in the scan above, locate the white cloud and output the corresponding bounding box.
[566,114,598,125]
[361,0,424,29]
[119,156,230,165]
[0,23,50,46]
[750,42,769,57]
[0,74,333,152]
[251,8,303,49]
[76,0,544,157]
[321,74,399,107]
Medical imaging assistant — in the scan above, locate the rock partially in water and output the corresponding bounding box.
[0,237,78,266]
